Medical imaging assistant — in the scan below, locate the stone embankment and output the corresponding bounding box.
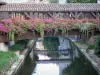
[75,43,100,75]
[3,39,36,75]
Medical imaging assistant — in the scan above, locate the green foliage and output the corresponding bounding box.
[54,28,59,35]
[43,37,60,57]
[95,36,100,54]
[74,22,95,39]
[16,39,29,45]
[75,22,95,33]
[36,23,45,38]
[9,44,25,51]
[9,31,15,41]
[9,39,29,51]
[67,0,97,3]
[22,22,29,34]
[43,37,59,50]
[87,44,95,50]
[49,0,58,3]
[0,51,16,70]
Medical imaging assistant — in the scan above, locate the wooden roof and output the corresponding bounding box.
[0,3,100,12]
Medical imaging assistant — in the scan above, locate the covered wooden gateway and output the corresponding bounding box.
[0,3,100,42]
[0,3,100,19]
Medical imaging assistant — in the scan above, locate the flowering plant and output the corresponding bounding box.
[1,19,14,41]
[0,17,99,40]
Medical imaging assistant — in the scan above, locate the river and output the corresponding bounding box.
[17,37,99,75]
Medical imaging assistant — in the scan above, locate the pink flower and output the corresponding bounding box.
[44,18,53,23]
[1,19,13,24]
[0,24,5,31]
[3,27,11,33]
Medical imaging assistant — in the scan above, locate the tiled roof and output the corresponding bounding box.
[0,1,6,5]
[0,3,100,12]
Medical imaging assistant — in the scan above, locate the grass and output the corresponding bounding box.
[0,51,16,71]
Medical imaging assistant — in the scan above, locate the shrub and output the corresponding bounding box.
[9,39,30,51]
[87,44,95,50]
[9,44,25,51]
[16,39,29,48]
[43,37,59,50]
[95,36,100,54]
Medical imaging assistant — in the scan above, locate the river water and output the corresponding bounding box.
[17,37,99,75]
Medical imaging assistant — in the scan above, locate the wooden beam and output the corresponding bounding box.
[70,12,75,18]
[29,12,34,18]
[24,12,31,18]
[55,12,61,18]
[47,12,53,18]
[53,12,56,19]
[64,12,70,18]
[75,12,83,19]
[43,12,47,18]
[34,12,39,18]
[91,12,96,18]
[96,12,100,19]
[8,12,15,18]
[38,13,44,18]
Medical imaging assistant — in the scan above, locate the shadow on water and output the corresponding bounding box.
[62,54,99,75]
[17,56,36,75]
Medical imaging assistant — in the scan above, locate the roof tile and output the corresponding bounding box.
[0,3,100,12]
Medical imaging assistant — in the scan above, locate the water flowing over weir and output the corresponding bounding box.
[17,37,99,75]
